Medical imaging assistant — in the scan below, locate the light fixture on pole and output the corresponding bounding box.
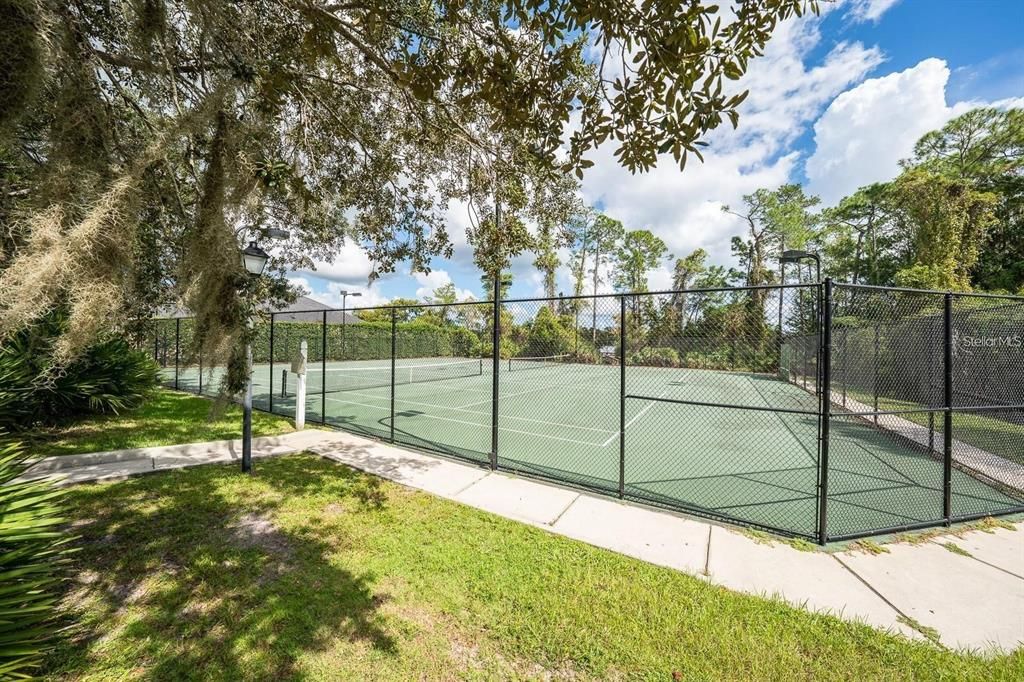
[239,240,270,474]
[241,241,270,277]
[781,248,824,395]
[340,291,362,358]
[780,249,821,284]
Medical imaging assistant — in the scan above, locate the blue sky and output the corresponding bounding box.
[289,0,1024,310]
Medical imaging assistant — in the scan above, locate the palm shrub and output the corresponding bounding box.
[0,438,68,678]
[0,314,159,431]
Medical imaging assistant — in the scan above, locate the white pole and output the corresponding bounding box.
[242,322,253,473]
[295,339,307,430]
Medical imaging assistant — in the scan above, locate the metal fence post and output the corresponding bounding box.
[840,329,847,407]
[872,323,880,425]
[198,349,203,394]
[490,274,500,470]
[174,318,180,390]
[817,278,833,545]
[268,313,275,414]
[619,295,627,499]
[943,293,954,523]
[390,307,397,443]
[321,310,327,424]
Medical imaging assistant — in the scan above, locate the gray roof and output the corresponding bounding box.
[271,295,360,324]
[158,295,360,324]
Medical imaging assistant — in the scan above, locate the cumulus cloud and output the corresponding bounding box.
[805,58,1024,205]
[322,281,390,308]
[298,241,375,282]
[579,14,882,267]
[286,275,313,296]
[287,274,390,309]
[412,269,476,301]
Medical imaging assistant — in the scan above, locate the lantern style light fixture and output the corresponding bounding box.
[241,241,270,277]
[238,239,271,475]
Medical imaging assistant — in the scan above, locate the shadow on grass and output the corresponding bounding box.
[27,390,292,457]
[47,455,395,680]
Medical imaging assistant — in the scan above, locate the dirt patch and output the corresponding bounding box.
[227,513,293,559]
[226,513,295,584]
[324,502,347,516]
[108,580,151,606]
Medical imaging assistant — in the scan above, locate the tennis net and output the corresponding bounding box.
[289,358,484,395]
[508,354,570,371]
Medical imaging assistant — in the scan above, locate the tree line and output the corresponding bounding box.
[724,107,1023,294]
[393,108,1022,327]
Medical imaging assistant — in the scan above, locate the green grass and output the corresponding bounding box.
[44,455,1023,681]
[26,389,294,457]
[840,389,1023,462]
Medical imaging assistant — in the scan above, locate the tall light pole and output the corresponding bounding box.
[340,290,361,359]
[781,249,824,397]
[780,249,821,284]
[240,241,270,474]
[781,248,822,329]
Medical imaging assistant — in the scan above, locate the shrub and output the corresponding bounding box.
[683,349,732,370]
[0,316,159,431]
[0,438,68,677]
[520,306,579,358]
[478,339,521,360]
[449,326,481,358]
[629,346,680,367]
[249,319,474,363]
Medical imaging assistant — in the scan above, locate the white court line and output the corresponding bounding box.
[600,390,668,447]
[332,388,616,435]
[455,375,616,409]
[324,395,609,447]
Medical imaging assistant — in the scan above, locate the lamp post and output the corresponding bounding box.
[781,248,822,332]
[781,248,824,397]
[240,241,270,474]
[340,290,361,359]
[780,249,820,284]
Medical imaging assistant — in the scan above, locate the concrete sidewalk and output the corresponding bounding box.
[24,428,1024,652]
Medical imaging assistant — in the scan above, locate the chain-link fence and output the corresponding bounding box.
[147,281,1024,542]
[826,283,1024,540]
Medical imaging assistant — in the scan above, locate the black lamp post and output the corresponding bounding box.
[240,241,270,473]
[340,290,361,359]
[780,249,821,284]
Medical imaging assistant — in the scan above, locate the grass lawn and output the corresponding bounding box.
[45,455,1022,681]
[26,389,293,457]
[841,389,1023,463]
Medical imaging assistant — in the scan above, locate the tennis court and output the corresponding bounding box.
[153,282,1024,542]
[166,352,1024,540]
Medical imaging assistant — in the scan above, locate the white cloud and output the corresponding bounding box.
[286,275,313,296]
[291,278,390,309]
[298,241,375,282]
[321,281,390,309]
[848,0,901,22]
[805,58,1024,206]
[580,14,882,266]
[412,269,475,301]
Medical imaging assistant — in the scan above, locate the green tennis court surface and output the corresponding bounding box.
[163,359,1023,539]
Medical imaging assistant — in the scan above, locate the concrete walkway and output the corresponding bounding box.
[23,429,1024,653]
